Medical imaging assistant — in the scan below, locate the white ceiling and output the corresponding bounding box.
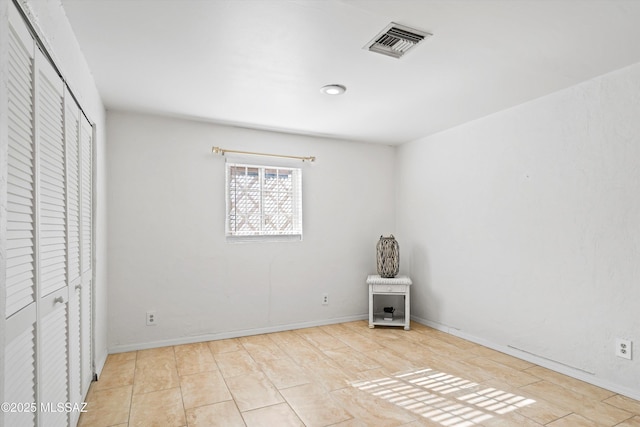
[61,0,640,145]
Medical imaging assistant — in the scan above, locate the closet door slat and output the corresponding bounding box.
[36,48,67,298]
[39,299,70,427]
[66,100,81,283]
[80,118,92,274]
[6,7,36,318]
[3,319,37,427]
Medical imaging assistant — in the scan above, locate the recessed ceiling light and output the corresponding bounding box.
[320,84,346,95]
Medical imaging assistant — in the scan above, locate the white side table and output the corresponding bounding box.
[367,274,412,330]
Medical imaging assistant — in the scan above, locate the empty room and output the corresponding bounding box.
[1,0,640,426]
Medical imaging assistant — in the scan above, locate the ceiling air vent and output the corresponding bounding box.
[365,22,432,59]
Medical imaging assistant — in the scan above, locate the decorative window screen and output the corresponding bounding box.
[226,163,302,237]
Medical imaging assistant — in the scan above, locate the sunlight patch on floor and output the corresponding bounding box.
[351,368,536,426]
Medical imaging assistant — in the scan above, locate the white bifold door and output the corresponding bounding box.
[4,3,94,426]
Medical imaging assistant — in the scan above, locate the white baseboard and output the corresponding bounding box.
[94,351,108,379]
[108,314,368,354]
[411,315,640,402]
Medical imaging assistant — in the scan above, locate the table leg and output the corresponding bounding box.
[368,285,374,328]
[404,291,410,330]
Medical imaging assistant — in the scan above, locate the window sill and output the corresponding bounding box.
[225,234,302,243]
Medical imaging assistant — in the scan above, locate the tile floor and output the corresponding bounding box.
[78,321,640,427]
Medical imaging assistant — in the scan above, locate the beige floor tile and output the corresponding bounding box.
[406,333,473,360]
[341,320,369,330]
[280,339,328,367]
[441,357,505,384]
[281,383,352,427]
[225,371,284,412]
[379,337,442,366]
[240,334,288,363]
[335,332,383,353]
[616,416,640,427]
[351,367,395,382]
[416,329,478,351]
[94,358,136,391]
[324,347,381,372]
[395,329,435,345]
[208,338,243,354]
[352,366,547,427]
[305,357,354,392]
[478,411,544,426]
[258,357,311,389]
[214,349,261,378]
[107,351,138,363]
[180,370,232,409]
[469,378,569,425]
[129,387,185,426]
[404,357,490,386]
[350,367,492,425]
[267,330,304,347]
[462,357,540,387]
[270,331,325,358]
[402,323,434,335]
[319,323,355,337]
[415,401,492,426]
[296,327,349,351]
[331,386,417,426]
[241,402,304,427]
[78,385,132,427]
[357,324,406,341]
[363,348,423,372]
[525,365,616,401]
[515,399,572,425]
[133,354,180,395]
[136,345,175,360]
[186,401,246,427]
[545,413,599,427]
[521,380,632,425]
[603,394,640,415]
[331,420,370,427]
[398,420,443,427]
[458,388,536,419]
[468,347,535,371]
[174,342,217,376]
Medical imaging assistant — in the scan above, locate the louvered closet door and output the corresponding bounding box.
[79,115,93,394]
[4,5,37,427]
[35,47,70,427]
[6,0,36,320]
[65,93,83,423]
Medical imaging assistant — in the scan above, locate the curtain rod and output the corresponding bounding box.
[212,146,316,163]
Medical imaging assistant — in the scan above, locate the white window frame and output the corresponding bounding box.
[225,162,303,241]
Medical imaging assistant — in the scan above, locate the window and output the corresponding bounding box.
[226,163,303,238]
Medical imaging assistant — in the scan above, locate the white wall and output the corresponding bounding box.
[397,62,640,398]
[107,111,395,351]
[7,0,109,375]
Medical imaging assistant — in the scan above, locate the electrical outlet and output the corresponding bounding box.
[146,311,157,326]
[322,293,329,305]
[615,338,632,360]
